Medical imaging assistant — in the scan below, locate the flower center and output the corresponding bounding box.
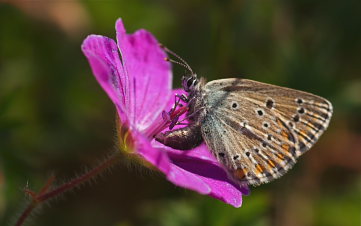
[116,119,135,153]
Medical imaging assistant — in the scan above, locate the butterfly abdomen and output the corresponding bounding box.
[155,124,203,150]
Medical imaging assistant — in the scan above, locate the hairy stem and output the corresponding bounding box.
[15,151,122,226]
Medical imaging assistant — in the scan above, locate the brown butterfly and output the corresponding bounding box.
[155,47,332,186]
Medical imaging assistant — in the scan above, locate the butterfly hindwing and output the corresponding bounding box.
[200,78,332,185]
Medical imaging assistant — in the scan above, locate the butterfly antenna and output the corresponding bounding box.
[164,58,192,72]
[160,44,194,75]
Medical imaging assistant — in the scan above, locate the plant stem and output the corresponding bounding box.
[15,151,122,226]
[15,202,37,226]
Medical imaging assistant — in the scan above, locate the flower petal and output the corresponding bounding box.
[81,35,128,122]
[135,132,171,174]
[116,19,172,132]
[135,132,211,193]
[163,144,249,207]
[138,130,248,207]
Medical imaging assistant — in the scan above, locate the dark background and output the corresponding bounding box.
[0,0,360,226]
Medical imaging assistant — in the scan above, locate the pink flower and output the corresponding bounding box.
[81,18,249,207]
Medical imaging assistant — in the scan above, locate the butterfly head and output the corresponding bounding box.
[159,45,199,93]
[182,74,198,92]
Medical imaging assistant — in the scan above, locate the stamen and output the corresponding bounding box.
[143,105,189,139]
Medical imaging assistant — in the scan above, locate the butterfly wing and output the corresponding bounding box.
[200,78,332,185]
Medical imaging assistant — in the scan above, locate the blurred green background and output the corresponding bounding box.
[0,0,360,226]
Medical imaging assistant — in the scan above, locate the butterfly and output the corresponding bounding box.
[155,47,333,186]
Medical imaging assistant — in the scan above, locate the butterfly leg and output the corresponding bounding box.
[175,122,190,126]
[168,94,188,116]
[155,124,203,150]
[163,93,193,130]
[176,107,203,125]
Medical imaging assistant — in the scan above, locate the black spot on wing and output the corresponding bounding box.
[307,132,315,141]
[290,146,297,156]
[284,155,296,165]
[298,142,307,153]
[296,98,303,104]
[298,108,305,114]
[313,122,325,131]
[321,112,329,120]
[293,115,300,122]
[266,99,274,109]
[276,165,286,174]
[288,132,296,143]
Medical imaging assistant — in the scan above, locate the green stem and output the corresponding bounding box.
[15,151,122,226]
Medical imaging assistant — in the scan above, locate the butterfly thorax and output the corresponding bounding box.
[185,77,207,124]
[154,76,206,150]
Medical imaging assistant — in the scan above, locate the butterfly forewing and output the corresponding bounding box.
[200,78,332,185]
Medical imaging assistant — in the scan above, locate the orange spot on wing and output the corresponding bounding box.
[281,130,289,138]
[282,144,290,152]
[276,153,285,160]
[255,164,264,174]
[234,169,247,179]
[268,160,276,168]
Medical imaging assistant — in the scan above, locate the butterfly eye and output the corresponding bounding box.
[187,77,194,88]
[182,76,197,92]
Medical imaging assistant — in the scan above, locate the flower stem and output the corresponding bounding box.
[15,151,122,226]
